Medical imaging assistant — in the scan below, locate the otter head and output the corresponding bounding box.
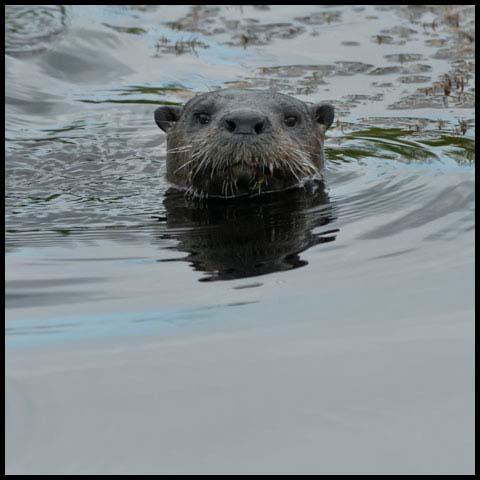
[154,88,334,199]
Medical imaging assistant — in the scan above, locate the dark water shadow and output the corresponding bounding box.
[154,182,339,281]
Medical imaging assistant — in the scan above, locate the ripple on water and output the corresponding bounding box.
[6,126,474,249]
[4,4,475,349]
[5,5,69,55]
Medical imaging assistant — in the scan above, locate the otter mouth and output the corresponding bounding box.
[187,159,320,199]
[177,131,321,199]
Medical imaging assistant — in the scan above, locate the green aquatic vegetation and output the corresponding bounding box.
[445,148,475,165]
[42,124,86,135]
[102,23,147,35]
[328,127,475,165]
[116,85,187,95]
[326,148,380,162]
[421,134,474,150]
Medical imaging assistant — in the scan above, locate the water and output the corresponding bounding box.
[5,5,475,474]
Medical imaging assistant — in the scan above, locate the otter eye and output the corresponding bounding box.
[197,113,211,125]
[284,115,298,127]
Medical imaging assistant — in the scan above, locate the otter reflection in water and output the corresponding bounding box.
[156,180,338,281]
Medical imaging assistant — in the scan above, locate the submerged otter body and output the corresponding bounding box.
[154,88,334,199]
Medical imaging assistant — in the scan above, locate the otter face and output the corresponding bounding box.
[154,89,334,199]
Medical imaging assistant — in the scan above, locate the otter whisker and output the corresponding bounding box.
[191,154,211,180]
[184,186,194,199]
[284,159,301,183]
[173,158,197,174]
[167,145,192,153]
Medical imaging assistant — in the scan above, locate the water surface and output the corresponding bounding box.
[5,5,475,475]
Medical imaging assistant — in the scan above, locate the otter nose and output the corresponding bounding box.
[223,111,267,135]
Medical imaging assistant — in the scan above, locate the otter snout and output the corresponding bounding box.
[222,109,269,135]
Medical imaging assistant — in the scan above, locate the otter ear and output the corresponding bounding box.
[154,105,183,132]
[311,103,335,132]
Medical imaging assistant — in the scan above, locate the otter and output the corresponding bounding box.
[154,88,334,199]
